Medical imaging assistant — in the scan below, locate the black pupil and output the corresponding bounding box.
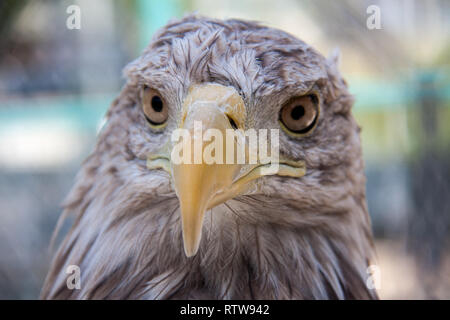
[151,96,163,112]
[227,116,238,129]
[291,105,305,120]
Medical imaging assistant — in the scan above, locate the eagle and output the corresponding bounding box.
[41,15,377,300]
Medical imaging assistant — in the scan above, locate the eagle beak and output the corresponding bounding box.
[171,84,246,257]
[147,83,306,257]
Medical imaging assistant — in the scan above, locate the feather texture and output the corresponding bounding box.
[41,15,377,300]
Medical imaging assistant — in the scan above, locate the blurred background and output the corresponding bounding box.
[0,0,449,299]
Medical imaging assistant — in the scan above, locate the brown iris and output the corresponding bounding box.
[141,86,168,127]
[280,95,319,135]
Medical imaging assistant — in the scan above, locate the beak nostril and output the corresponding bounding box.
[227,115,238,130]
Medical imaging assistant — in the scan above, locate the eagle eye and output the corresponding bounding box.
[141,86,168,127]
[280,94,319,135]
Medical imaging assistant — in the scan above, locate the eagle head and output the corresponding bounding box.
[42,15,377,300]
